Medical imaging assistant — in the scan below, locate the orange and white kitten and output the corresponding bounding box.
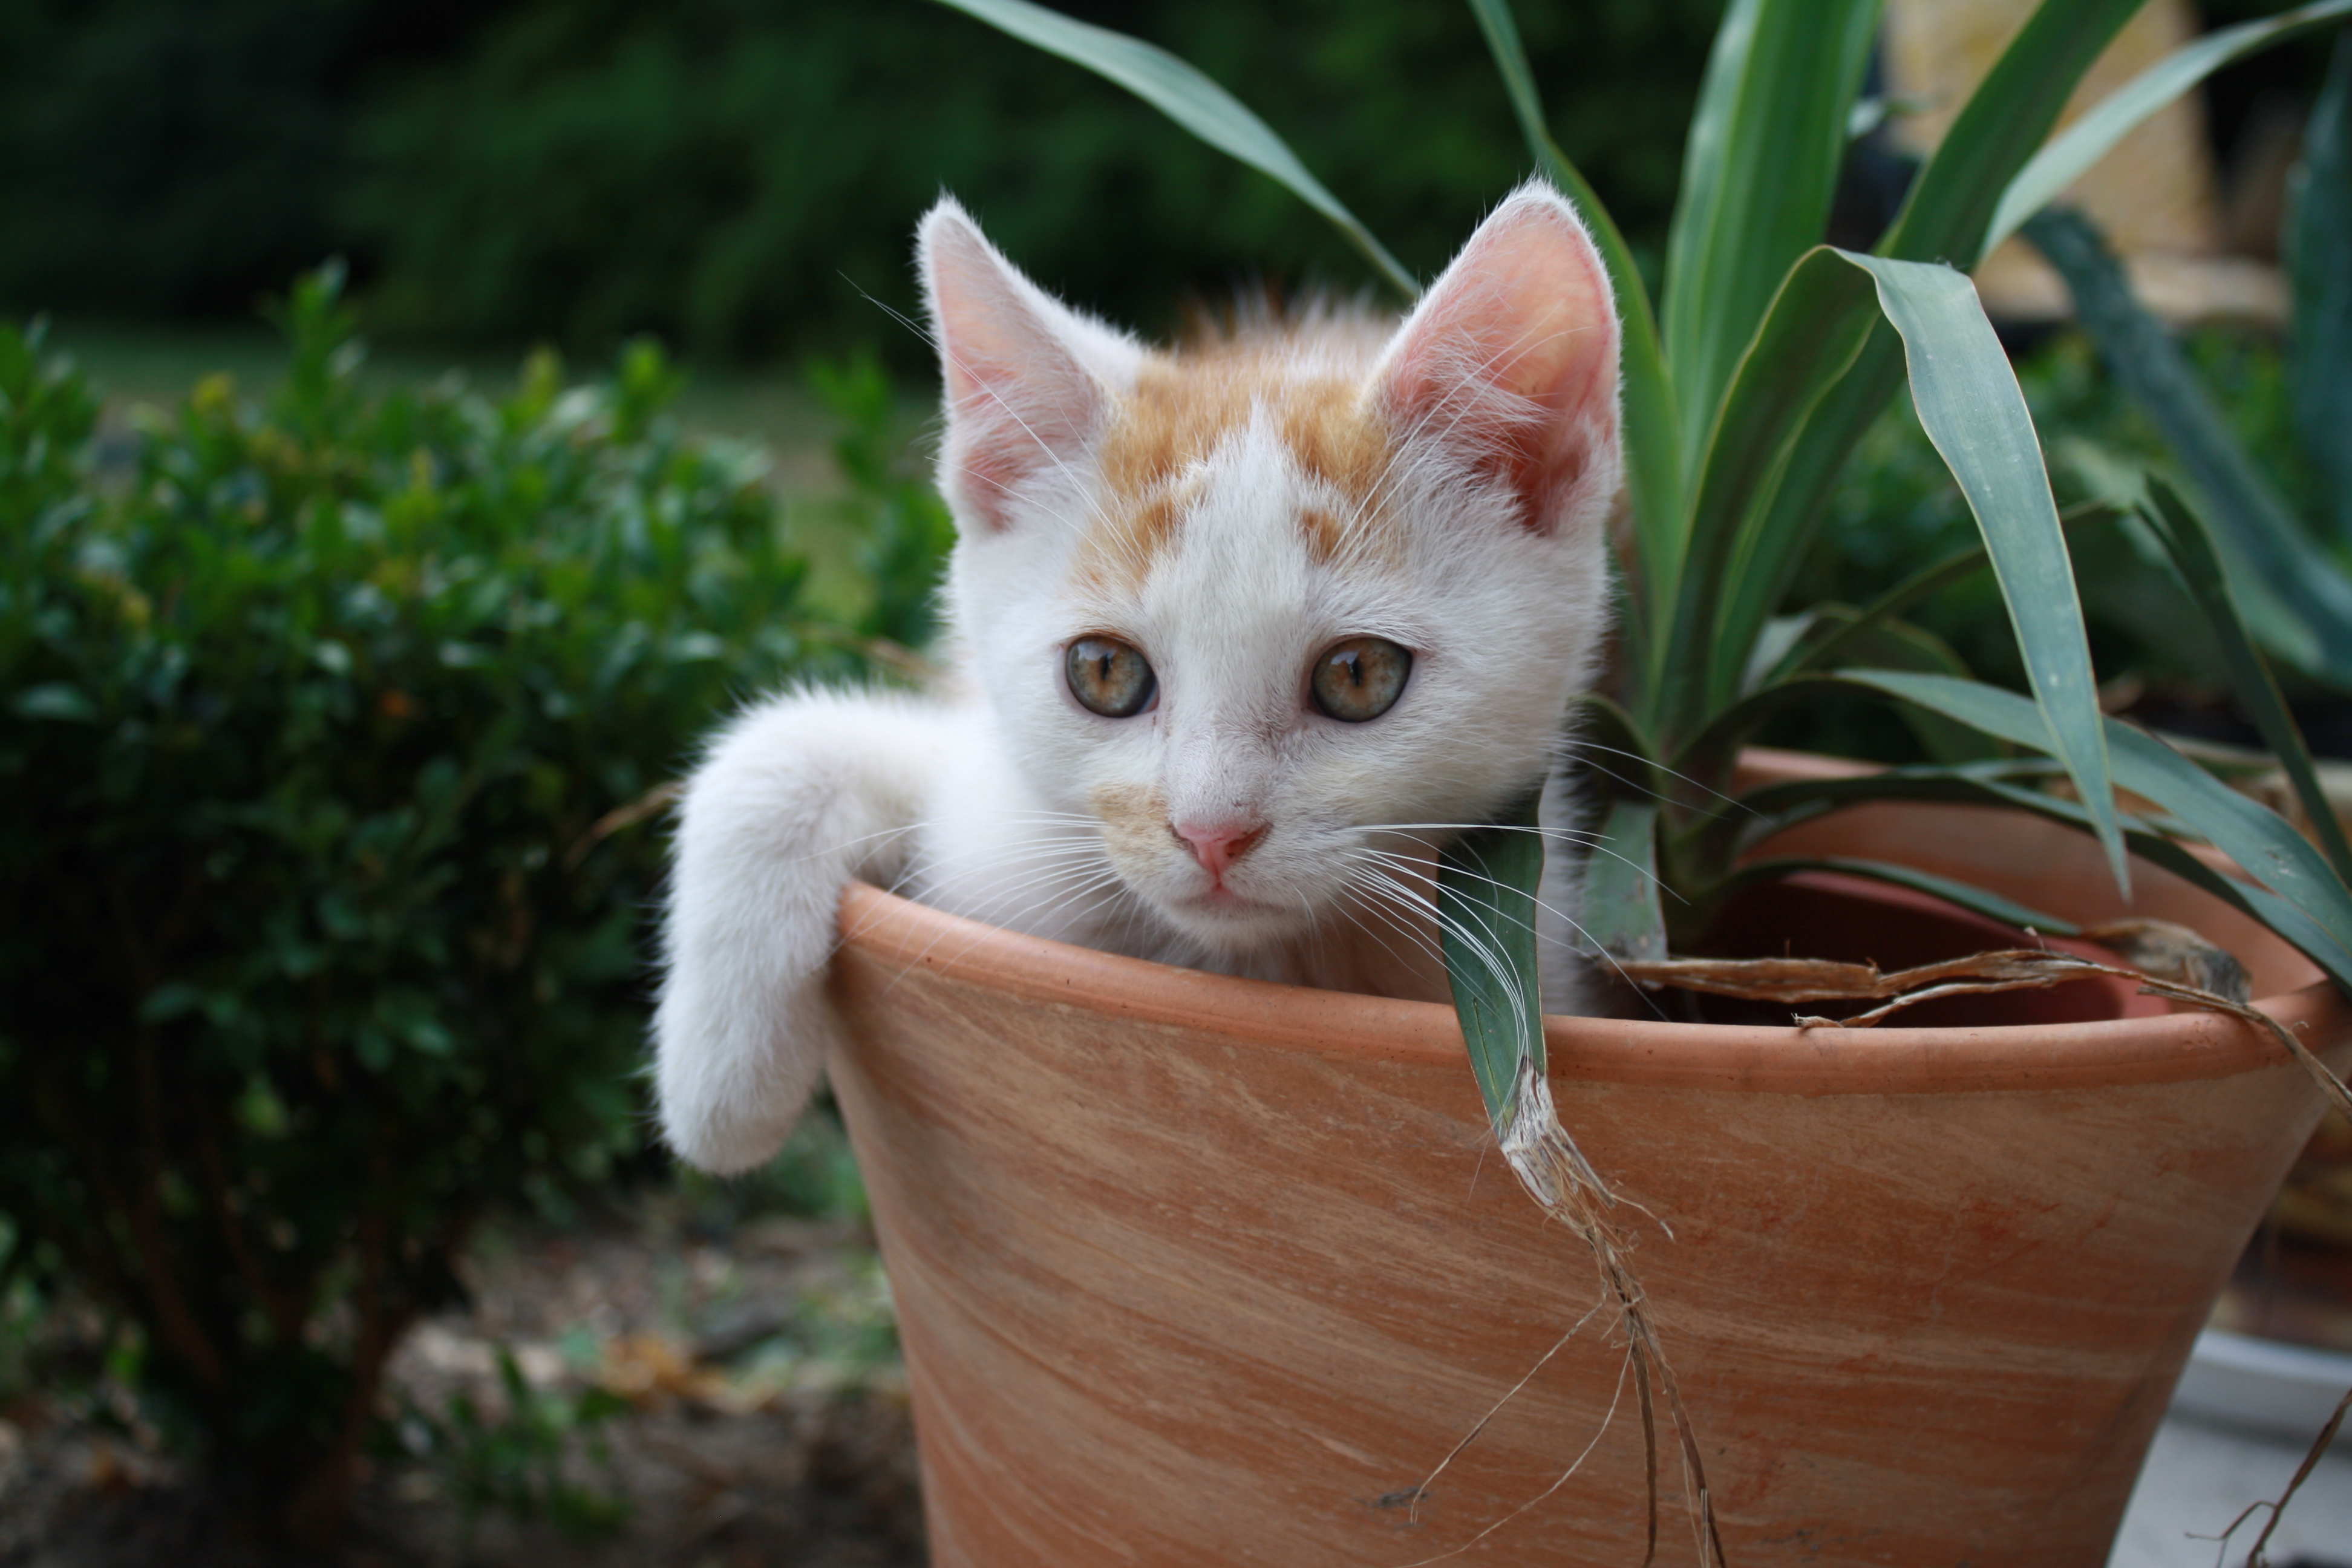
[656,181,1622,1174]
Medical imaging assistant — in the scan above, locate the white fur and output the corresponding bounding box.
[656,184,1622,1174]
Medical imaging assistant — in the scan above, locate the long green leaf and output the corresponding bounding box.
[930,0,1417,298]
[1713,855,2080,936]
[1844,253,2124,887]
[1466,0,1684,644]
[1736,761,2352,990]
[2135,475,2352,881]
[1957,774,2352,995]
[1985,0,2352,257]
[1664,248,1878,720]
[1880,0,2144,265]
[1779,543,1991,684]
[1438,798,1546,1137]
[1777,504,2118,685]
[1662,0,1880,471]
[1843,669,2352,948]
[2024,204,2352,685]
[1651,0,2141,736]
[2290,29,2352,546]
[1580,798,1667,962]
[1669,247,2122,883]
[1706,0,2341,723]
[1703,324,1905,712]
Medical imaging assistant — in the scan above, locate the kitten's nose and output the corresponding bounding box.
[1170,818,1267,880]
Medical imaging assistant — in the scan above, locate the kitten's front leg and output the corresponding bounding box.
[655,687,952,1174]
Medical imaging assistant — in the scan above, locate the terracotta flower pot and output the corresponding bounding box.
[823,762,2351,1566]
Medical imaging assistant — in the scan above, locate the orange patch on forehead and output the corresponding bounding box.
[1074,339,1404,590]
[1073,486,1184,589]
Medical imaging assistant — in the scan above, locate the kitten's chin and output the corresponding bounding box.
[1151,888,1316,952]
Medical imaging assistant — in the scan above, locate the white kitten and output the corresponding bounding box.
[656,181,1622,1174]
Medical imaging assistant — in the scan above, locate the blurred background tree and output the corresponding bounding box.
[2,0,2338,369]
[0,0,1729,362]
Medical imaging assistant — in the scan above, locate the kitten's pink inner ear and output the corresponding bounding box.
[923,210,1103,533]
[1379,194,1621,535]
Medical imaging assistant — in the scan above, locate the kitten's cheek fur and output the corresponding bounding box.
[653,688,949,1175]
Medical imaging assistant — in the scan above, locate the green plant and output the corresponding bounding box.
[930,0,2352,1071]
[926,0,2352,1552]
[0,272,832,1546]
[2022,26,2352,690]
[404,1348,634,1542]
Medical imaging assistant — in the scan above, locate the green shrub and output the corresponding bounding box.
[0,268,829,1546]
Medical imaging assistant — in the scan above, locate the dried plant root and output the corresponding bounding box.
[1618,941,2351,1123]
[1402,1060,1728,1567]
[2210,1382,2351,1567]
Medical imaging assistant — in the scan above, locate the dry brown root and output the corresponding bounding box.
[1617,926,2350,1123]
[1400,1060,1728,1568]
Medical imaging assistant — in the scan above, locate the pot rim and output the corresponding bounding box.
[838,881,2348,1096]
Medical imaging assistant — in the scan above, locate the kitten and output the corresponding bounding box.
[655,181,1622,1175]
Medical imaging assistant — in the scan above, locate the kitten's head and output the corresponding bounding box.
[918,183,1620,955]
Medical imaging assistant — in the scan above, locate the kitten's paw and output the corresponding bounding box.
[652,685,950,1174]
[653,973,834,1175]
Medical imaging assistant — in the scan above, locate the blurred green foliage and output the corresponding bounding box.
[405,1349,635,1542]
[0,0,1722,361]
[672,1099,874,1232]
[0,268,841,1544]
[811,353,954,651]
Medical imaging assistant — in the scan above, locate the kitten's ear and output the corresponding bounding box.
[1375,182,1621,536]
[919,198,1121,533]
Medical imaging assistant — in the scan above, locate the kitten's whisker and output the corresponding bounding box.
[1362,824,1606,855]
[1352,847,1593,936]
[843,854,1112,959]
[836,826,1121,962]
[880,864,1131,993]
[1331,876,1449,974]
[1325,872,1446,975]
[923,854,1123,923]
[1574,742,1763,819]
[806,809,1100,870]
[1361,822,1681,903]
[1350,864,1535,1025]
[1347,855,1670,1025]
[884,840,1112,903]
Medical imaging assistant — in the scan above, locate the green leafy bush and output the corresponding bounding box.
[0,269,826,1545]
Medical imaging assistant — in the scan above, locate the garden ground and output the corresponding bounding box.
[0,1185,924,1567]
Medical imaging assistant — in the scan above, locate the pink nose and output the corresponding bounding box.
[1171,820,1267,880]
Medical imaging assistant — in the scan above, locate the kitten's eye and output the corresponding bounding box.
[1311,636,1412,722]
[1066,636,1157,717]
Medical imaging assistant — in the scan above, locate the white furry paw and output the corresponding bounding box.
[652,687,949,1173]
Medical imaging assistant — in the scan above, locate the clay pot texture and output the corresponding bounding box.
[823,763,2351,1566]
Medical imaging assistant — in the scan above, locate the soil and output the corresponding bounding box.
[0,1192,927,1567]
